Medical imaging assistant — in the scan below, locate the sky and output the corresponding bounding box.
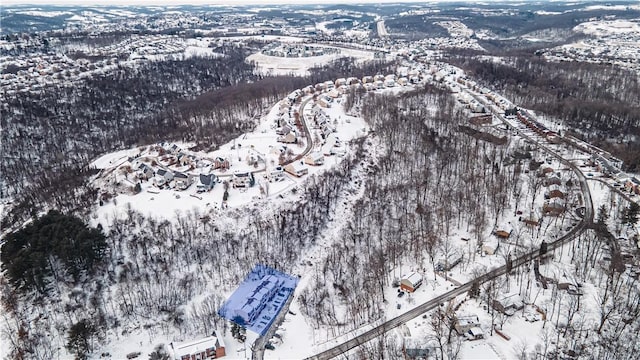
[2,0,478,7]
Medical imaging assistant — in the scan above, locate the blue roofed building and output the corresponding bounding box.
[218,265,299,335]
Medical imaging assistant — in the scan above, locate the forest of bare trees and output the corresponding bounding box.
[449,55,640,172]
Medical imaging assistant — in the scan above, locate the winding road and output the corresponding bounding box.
[304,74,595,360]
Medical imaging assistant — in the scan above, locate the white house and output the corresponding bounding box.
[269,166,285,182]
[171,331,226,360]
[277,132,297,144]
[454,315,481,334]
[173,172,192,191]
[155,169,173,187]
[284,162,308,177]
[232,171,254,188]
[304,152,324,166]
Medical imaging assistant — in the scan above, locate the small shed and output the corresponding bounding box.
[400,272,423,293]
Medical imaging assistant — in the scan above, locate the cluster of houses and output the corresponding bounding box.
[120,143,230,193]
[261,42,339,57]
[538,167,568,216]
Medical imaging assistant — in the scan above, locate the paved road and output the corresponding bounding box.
[305,79,595,360]
[305,214,591,360]
[282,96,314,166]
[252,292,296,360]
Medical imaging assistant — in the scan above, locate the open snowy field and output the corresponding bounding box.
[247,45,375,76]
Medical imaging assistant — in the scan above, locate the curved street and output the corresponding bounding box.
[305,78,594,360]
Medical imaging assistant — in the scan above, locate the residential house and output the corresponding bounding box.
[436,254,463,272]
[346,77,359,85]
[546,185,565,199]
[276,124,292,136]
[197,174,217,193]
[284,162,308,177]
[155,169,174,187]
[400,272,423,293]
[362,76,374,84]
[494,230,511,239]
[454,315,481,334]
[137,163,154,181]
[171,331,226,360]
[482,237,499,255]
[277,132,297,144]
[327,89,340,99]
[538,167,554,177]
[304,152,324,166]
[173,172,192,191]
[213,157,230,170]
[543,198,565,216]
[384,79,396,88]
[269,166,285,182]
[169,143,181,154]
[544,176,562,187]
[466,327,484,340]
[625,177,640,195]
[322,135,337,156]
[232,171,254,188]
[493,294,524,316]
[522,211,541,227]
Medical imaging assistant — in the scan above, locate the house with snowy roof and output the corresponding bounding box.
[277,132,297,144]
[155,169,173,187]
[454,315,481,334]
[173,172,192,191]
[197,174,217,193]
[543,198,565,216]
[304,152,324,166]
[137,163,154,181]
[493,293,524,316]
[171,331,226,360]
[284,162,308,177]
[545,184,565,199]
[400,272,423,293]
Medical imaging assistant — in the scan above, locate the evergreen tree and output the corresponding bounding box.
[67,319,97,359]
[0,210,107,293]
[622,203,640,226]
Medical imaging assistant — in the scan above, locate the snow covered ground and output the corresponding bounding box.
[247,45,375,76]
